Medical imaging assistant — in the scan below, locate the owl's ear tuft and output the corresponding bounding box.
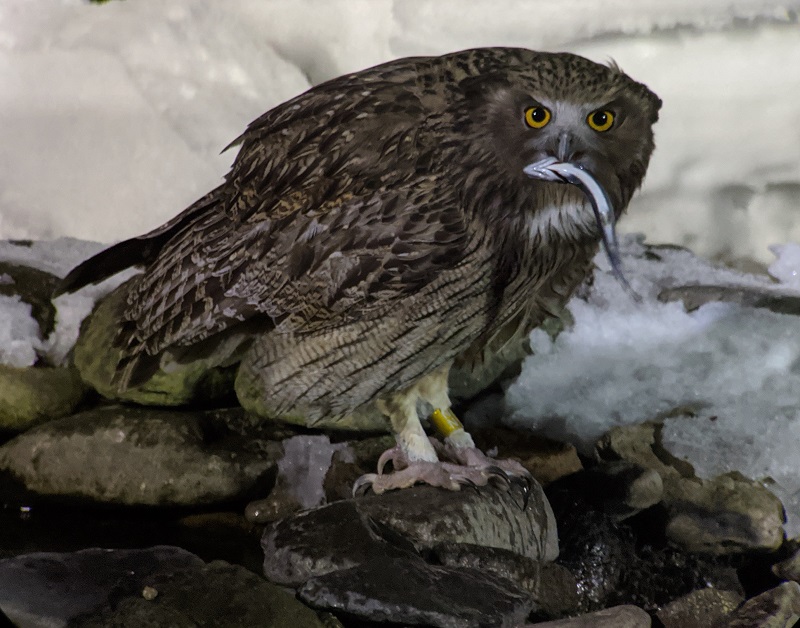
[605,58,624,74]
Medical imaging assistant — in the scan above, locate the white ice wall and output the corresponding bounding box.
[0,0,799,261]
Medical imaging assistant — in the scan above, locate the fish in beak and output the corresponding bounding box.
[523,156,638,298]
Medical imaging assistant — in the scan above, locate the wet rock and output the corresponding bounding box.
[246,483,303,523]
[723,581,800,627]
[773,544,800,582]
[73,282,237,405]
[656,588,743,628]
[0,364,86,431]
[262,499,417,586]
[597,422,785,554]
[548,470,742,613]
[0,546,327,628]
[524,604,651,627]
[472,427,583,485]
[0,261,59,339]
[0,405,280,505]
[433,542,579,619]
[299,556,532,628]
[263,484,557,586]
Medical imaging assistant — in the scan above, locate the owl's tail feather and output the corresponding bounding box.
[53,186,225,298]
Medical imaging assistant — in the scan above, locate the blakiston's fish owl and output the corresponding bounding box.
[58,48,661,494]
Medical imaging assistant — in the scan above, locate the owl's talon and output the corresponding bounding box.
[458,477,480,492]
[353,474,379,497]
[377,446,407,474]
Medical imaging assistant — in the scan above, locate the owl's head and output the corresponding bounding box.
[457,49,661,207]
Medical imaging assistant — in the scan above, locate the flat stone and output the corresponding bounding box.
[298,556,532,628]
[0,546,326,628]
[723,581,800,627]
[524,604,651,627]
[0,405,280,506]
[0,364,86,431]
[263,484,557,586]
[656,588,743,628]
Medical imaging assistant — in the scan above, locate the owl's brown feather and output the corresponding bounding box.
[57,47,660,418]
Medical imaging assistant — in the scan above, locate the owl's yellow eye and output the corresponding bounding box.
[587,110,615,132]
[524,106,551,129]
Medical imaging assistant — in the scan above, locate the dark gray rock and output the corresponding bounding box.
[0,546,202,627]
[0,261,59,339]
[433,542,579,619]
[262,499,421,586]
[0,546,327,628]
[656,588,743,628]
[524,604,651,627]
[262,484,557,586]
[772,545,800,582]
[0,405,280,506]
[722,581,800,627]
[298,556,532,628]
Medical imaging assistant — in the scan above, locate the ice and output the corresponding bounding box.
[505,235,800,536]
[768,243,800,288]
[0,1,798,263]
[0,294,43,368]
[278,435,351,509]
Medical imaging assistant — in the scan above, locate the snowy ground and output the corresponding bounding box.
[1,1,799,261]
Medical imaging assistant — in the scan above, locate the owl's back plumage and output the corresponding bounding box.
[58,48,660,421]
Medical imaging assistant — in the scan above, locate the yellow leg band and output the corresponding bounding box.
[430,408,463,437]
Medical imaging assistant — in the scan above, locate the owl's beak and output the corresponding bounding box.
[523,157,637,298]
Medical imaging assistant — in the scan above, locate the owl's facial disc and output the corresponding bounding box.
[524,157,637,297]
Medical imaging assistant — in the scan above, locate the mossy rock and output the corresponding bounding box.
[0,364,86,431]
[73,282,235,406]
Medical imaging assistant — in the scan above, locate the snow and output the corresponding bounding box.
[505,235,800,536]
[278,435,351,509]
[0,1,799,261]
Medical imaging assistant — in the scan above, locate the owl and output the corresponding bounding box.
[57,48,661,494]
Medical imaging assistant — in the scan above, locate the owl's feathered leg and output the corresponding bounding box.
[354,366,531,497]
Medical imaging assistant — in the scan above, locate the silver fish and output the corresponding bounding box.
[523,157,638,298]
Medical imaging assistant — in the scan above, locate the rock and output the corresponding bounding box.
[0,364,86,431]
[298,556,533,628]
[262,499,417,586]
[73,281,237,405]
[547,470,743,613]
[0,546,327,628]
[665,472,785,554]
[570,461,663,521]
[0,261,59,340]
[773,545,800,582]
[472,427,583,485]
[246,483,303,523]
[597,422,785,554]
[433,542,579,619]
[263,484,557,586]
[656,588,744,628]
[523,604,652,627]
[0,405,280,506]
[659,284,800,316]
[722,581,800,627]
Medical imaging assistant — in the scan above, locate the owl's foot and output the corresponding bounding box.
[353,438,532,503]
[353,458,511,496]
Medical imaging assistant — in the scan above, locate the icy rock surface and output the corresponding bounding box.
[278,435,351,509]
[506,236,800,537]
